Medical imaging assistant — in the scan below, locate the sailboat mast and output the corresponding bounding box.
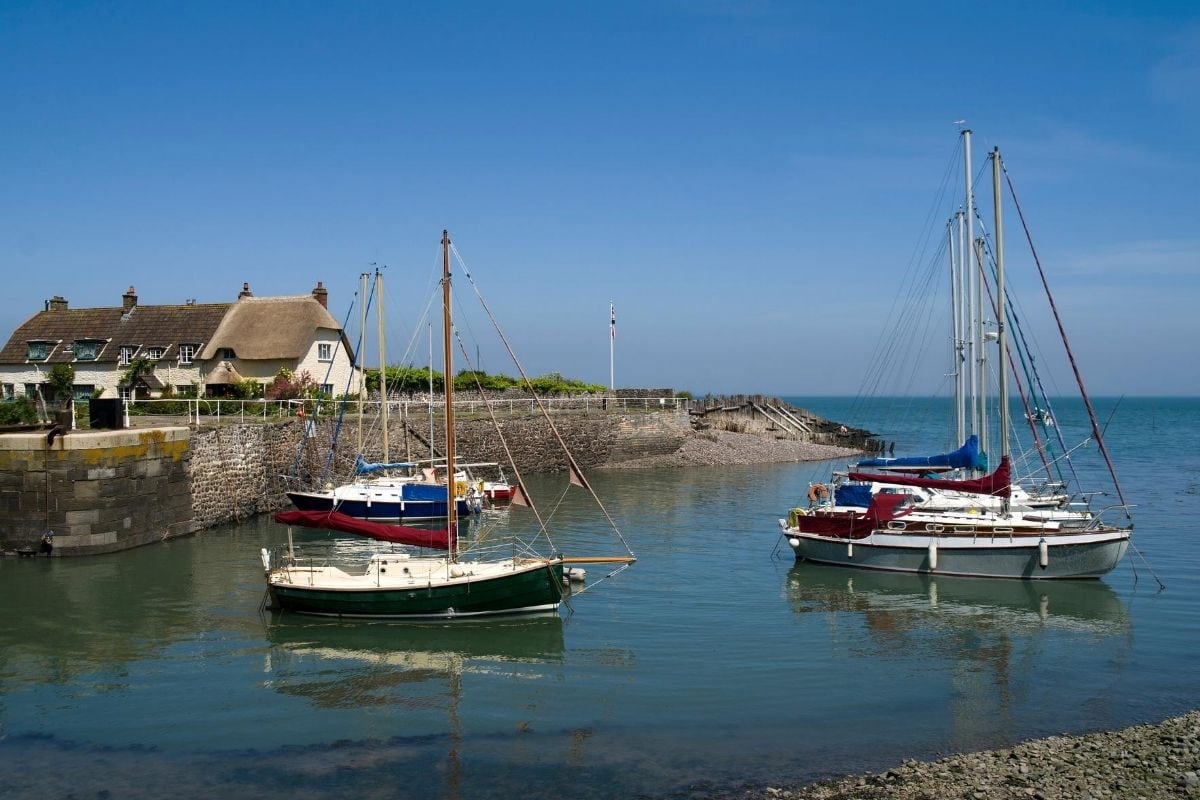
[992,147,1009,463]
[441,230,457,559]
[962,129,980,445]
[954,209,967,444]
[357,271,367,458]
[977,231,989,465]
[377,269,388,463]
[949,214,964,446]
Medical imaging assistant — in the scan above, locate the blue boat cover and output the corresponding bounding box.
[355,455,417,475]
[402,482,449,501]
[834,484,873,508]
[856,434,987,472]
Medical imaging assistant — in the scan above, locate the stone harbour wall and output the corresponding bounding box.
[0,428,197,556]
[188,423,298,529]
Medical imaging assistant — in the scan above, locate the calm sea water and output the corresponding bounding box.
[2,397,1197,799]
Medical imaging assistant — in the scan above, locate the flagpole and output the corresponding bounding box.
[609,302,615,391]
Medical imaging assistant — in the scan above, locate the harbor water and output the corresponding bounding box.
[1,397,1197,799]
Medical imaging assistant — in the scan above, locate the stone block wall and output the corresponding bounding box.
[0,428,196,555]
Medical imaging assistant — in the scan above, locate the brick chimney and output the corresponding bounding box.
[46,295,69,311]
[122,286,138,312]
[238,281,253,299]
[312,281,328,308]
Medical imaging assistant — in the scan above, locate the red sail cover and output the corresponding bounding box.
[273,510,455,551]
[848,456,1011,498]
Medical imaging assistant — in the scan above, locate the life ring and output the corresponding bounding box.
[807,483,830,503]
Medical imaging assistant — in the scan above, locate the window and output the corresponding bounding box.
[218,347,236,359]
[119,345,137,366]
[178,344,196,365]
[73,340,104,361]
[73,385,95,401]
[2,384,13,400]
[119,387,131,401]
[26,341,55,361]
[320,383,334,397]
[24,383,41,398]
[146,347,165,360]
[176,384,197,398]
[317,343,332,361]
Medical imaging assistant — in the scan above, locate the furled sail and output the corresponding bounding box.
[274,510,455,550]
[354,456,418,475]
[855,434,987,473]
[849,456,1011,498]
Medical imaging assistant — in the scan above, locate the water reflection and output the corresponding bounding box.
[785,563,1132,748]
[785,562,1130,635]
[262,613,566,709]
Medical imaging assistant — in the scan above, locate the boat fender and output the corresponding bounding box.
[1038,539,1049,568]
[846,540,854,558]
[787,537,800,549]
[566,567,587,582]
[260,548,270,573]
[928,540,938,570]
[450,565,465,578]
[807,484,830,505]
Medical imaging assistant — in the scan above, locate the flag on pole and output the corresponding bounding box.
[610,303,616,340]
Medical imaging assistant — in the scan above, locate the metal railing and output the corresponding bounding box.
[121,395,688,426]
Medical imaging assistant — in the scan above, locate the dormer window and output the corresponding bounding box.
[178,344,197,365]
[26,340,56,362]
[118,345,139,366]
[73,340,104,361]
[218,347,236,359]
[146,347,165,360]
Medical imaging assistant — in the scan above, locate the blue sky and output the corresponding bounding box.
[3,1,1197,396]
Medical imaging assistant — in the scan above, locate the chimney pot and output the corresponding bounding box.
[122,286,138,312]
[238,282,253,299]
[312,280,329,309]
[47,295,69,312]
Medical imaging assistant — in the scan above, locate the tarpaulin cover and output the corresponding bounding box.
[795,492,912,540]
[856,435,987,472]
[274,510,454,550]
[834,483,873,508]
[402,482,450,502]
[849,456,1011,498]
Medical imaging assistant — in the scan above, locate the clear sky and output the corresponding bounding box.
[3,1,1197,396]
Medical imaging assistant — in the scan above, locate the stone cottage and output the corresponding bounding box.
[0,281,357,403]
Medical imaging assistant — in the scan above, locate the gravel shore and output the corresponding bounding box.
[745,711,1200,800]
[607,428,862,469]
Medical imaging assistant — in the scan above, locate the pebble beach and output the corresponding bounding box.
[747,711,1200,800]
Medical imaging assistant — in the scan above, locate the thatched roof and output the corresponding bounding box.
[197,295,352,361]
[205,361,244,385]
[0,302,230,365]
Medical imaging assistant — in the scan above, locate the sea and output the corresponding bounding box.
[1,396,1197,800]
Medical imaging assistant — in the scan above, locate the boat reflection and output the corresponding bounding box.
[262,613,566,707]
[785,562,1130,636]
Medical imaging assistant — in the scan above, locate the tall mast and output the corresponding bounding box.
[992,147,1009,467]
[442,230,457,559]
[357,271,367,458]
[976,233,988,465]
[949,213,965,445]
[377,269,388,463]
[962,129,980,444]
[954,209,967,444]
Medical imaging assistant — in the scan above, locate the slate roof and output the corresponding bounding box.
[0,302,231,366]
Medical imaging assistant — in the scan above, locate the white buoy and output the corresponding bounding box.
[847,541,854,558]
[928,540,938,570]
[566,567,587,582]
[1039,539,1049,568]
[450,565,465,578]
[788,537,800,548]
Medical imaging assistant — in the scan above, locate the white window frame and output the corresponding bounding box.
[146,347,165,360]
[317,343,333,361]
[118,345,137,366]
[178,344,196,365]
